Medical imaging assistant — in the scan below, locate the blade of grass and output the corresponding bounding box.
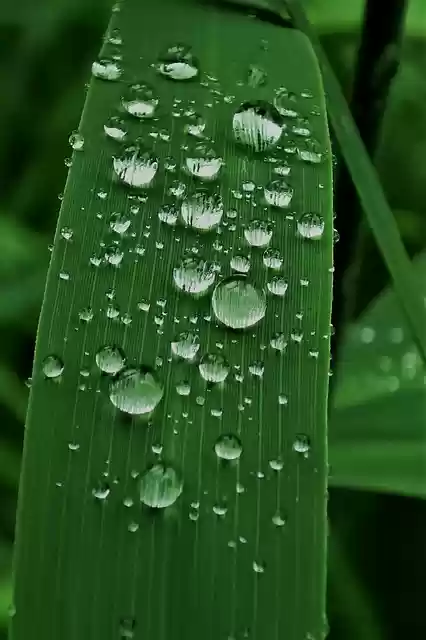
[281,0,426,364]
[11,3,333,640]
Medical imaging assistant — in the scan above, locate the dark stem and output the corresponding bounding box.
[331,0,408,374]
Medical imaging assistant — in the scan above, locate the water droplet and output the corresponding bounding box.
[156,44,199,81]
[176,380,191,396]
[230,254,251,273]
[92,57,122,81]
[270,333,288,352]
[263,248,283,269]
[96,345,125,374]
[139,463,183,508]
[297,140,323,164]
[215,434,242,460]
[68,442,80,452]
[213,503,228,516]
[69,131,84,151]
[92,482,110,500]
[273,88,299,118]
[113,144,158,188]
[60,227,73,240]
[264,179,293,208]
[297,212,324,240]
[185,143,223,181]
[212,276,266,329]
[248,361,264,377]
[173,257,216,295]
[247,64,267,87]
[272,513,286,527]
[184,112,206,137]
[171,331,200,360]
[233,100,283,151]
[110,214,131,234]
[199,353,230,383]
[273,162,291,176]
[119,617,136,638]
[253,561,265,573]
[278,394,288,405]
[122,82,159,118]
[181,190,223,231]
[267,276,288,297]
[293,434,310,454]
[42,355,64,378]
[109,367,163,415]
[269,458,284,471]
[244,219,273,247]
[104,115,127,141]
[158,204,178,226]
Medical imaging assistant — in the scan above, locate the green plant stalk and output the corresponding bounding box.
[10,1,333,639]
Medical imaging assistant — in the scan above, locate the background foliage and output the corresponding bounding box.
[0,0,425,638]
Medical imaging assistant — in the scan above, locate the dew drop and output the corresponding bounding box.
[113,144,158,188]
[176,381,191,396]
[95,345,125,374]
[104,115,127,141]
[267,276,288,297]
[212,276,266,330]
[215,434,242,460]
[248,361,264,377]
[199,353,230,383]
[263,248,283,269]
[264,179,293,208]
[272,513,286,527]
[122,82,159,119]
[230,254,251,273]
[247,64,267,87]
[273,88,299,118]
[92,482,110,500]
[156,44,199,81]
[253,561,265,573]
[171,331,200,360]
[181,190,223,231]
[60,227,73,240]
[293,434,310,454]
[92,57,122,81]
[42,355,64,378]
[270,333,288,352]
[139,463,183,508]
[297,212,325,240]
[173,257,217,295]
[69,131,84,151]
[119,617,136,639]
[185,143,223,181]
[244,219,273,247]
[158,204,179,226]
[109,367,163,415]
[233,100,283,151]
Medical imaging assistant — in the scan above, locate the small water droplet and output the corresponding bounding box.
[156,44,199,81]
[109,367,163,415]
[92,482,110,500]
[272,513,286,527]
[212,276,266,329]
[113,144,158,188]
[60,227,73,240]
[69,131,84,151]
[158,204,178,226]
[248,361,264,377]
[263,248,283,269]
[215,434,242,460]
[181,190,223,230]
[42,355,64,378]
[185,143,223,181]
[122,82,159,118]
[264,179,293,208]
[253,561,265,573]
[104,115,127,141]
[230,254,251,273]
[171,331,200,360]
[68,442,80,452]
[270,333,288,352]
[213,503,228,516]
[267,276,288,297]
[297,212,325,240]
[92,57,122,81]
[273,88,299,118]
[110,214,131,235]
[244,219,273,247]
[199,353,230,383]
[247,64,267,87]
[173,257,217,295]
[139,463,183,508]
[233,100,283,151]
[293,434,310,454]
[176,380,191,396]
[96,345,125,374]
[119,617,136,638]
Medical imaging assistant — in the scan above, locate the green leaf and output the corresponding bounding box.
[330,253,426,498]
[11,1,333,640]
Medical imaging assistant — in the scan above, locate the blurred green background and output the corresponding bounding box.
[0,0,425,639]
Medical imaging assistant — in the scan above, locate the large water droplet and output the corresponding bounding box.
[184,143,223,180]
[42,355,64,378]
[215,434,242,460]
[139,463,183,508]
[171,331,200,360]
[96,345,125,374]
[173,257,217,295]
[156,44,199,81]
[244,220,273,247]
[113,144,158,188]
[233,100,283,151]
[264,179,293,208]
[181,190,223,231]
[122,82,159,119]
[109,367,163,415]
[212,276,266,329]
[92,57,122,81]
[199,353,230,383]
[297,212,325,240]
